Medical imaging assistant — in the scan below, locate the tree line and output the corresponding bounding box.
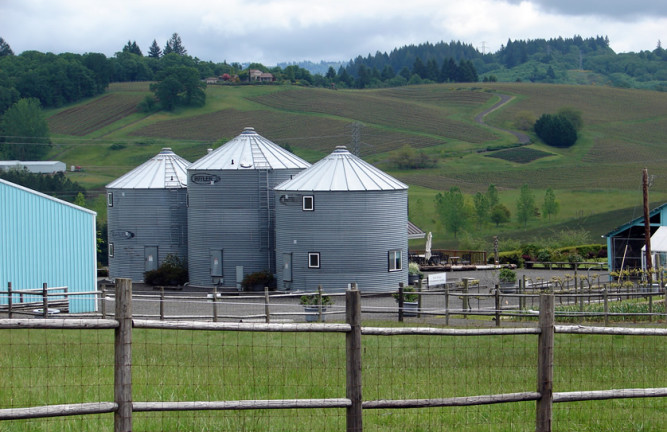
[435,184,560,238]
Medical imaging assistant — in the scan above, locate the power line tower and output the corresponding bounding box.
[349,122,362,156]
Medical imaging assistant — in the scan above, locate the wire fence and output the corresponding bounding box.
[1,279,666,431]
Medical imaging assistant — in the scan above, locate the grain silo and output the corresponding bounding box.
[106,148,190,282]
[275,146,408,292]
[187,127,310,288]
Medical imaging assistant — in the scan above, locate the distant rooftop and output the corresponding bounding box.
[106,148,190,189]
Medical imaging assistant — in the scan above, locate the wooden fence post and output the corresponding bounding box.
[115,278,133,432]
[462,278,469,319]
[264,287,270,323]
[317,285,323,323]
[7,282,12,319]
[42,283,48,318]
[494,285,501,327]
[346,283,362,432]
[417,279,422,318]
[445,283,450,326]
[212,285,218,323]
[160,286,165,321]
[397,283,404,322]
[603,287,609,327]
[536,294,554,432]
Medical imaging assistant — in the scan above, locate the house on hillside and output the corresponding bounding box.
[248,69,274,82]
[603,203,667,273]
[0,178,97,313]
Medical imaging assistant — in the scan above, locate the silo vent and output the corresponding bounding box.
[242,127,256,134]
[207,148,213,154]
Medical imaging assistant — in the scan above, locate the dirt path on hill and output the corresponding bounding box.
[475,94,531,144]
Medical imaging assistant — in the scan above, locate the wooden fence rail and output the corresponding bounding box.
[1,278,666,432]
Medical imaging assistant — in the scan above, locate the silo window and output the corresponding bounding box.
[308,252,320,269]
[108,243,114,258]
[107,192,113,207]
[303,195,314,211]
[388,250,402,272]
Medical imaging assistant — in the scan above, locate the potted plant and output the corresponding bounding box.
[498,267,517,293]
[392,286,419,317]
[408,262,423,285]
[300,293,333,322]
[241,270,275,291]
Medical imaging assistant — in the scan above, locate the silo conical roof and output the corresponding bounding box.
[188,127,310,171]
[275,146,407,191]
[106,148,190,189]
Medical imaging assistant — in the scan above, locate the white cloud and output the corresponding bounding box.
[0,0,663,64]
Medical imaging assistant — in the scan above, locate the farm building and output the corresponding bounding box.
[187,127,310,288]
[0,178,97,313]
[106,148,190,282]
[0,160,66,174]
[604,203,667,273]
[274,146,408,292]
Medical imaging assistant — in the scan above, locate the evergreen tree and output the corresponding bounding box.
[412,56,427,79]
[486,184,499,207]
[516,184,536,227]
[436,187,470,238]
[164,33,187,56]
[0,37,13,57]
[122,40,142,56]
[542,188,560,221]
[148,39,162,58]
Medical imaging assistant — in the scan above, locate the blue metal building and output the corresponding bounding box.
[0,178,97,313]
[603,203,667,272]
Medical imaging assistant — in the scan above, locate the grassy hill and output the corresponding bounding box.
[45,82,667,250]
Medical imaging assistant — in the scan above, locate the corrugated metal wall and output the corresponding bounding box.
[275,190,408,292]
[107,188,188,282]
[187,169,302,287]
[0,180,97,313]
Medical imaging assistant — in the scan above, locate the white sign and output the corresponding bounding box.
[428,272,447,287]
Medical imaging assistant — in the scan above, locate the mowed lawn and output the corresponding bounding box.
[1,327,665,431]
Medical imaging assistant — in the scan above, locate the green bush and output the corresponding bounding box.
[534,113,578,148]
[536,249,552,262]
[499,268,517,283]
[299,293,333,306]
[241,270,275,291]
[392,286,419,302]
[144,254,188,286]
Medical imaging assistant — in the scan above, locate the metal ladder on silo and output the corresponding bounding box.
[258,169,271,257]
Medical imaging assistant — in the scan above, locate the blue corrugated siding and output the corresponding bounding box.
[0,180,97,313]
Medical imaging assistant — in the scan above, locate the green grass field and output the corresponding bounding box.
[1,327,665,431]
[44,82,667,249]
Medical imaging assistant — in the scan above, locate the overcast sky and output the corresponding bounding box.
[1,0,665,65]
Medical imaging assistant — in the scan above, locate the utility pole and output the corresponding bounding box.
[643,168,653,286]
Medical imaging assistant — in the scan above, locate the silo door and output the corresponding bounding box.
[283,253,292,282]
[145,246,158,272]
[235,266,244,291]
[210,250,223,277]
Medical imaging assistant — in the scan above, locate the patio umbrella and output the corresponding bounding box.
[425,232,432,261]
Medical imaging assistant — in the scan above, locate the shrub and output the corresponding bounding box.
[534,113,577,148]
[144,254,188,286]
[536,249,552,262]
[392,286,419,302]
[499,268,517,283]
[109,142,126,151]
[299,294,333,306]
[241,270,275,291]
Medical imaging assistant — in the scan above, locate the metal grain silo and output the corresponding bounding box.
[187,127,310,288]
[275,146,408,292]
[106,148,190,282]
